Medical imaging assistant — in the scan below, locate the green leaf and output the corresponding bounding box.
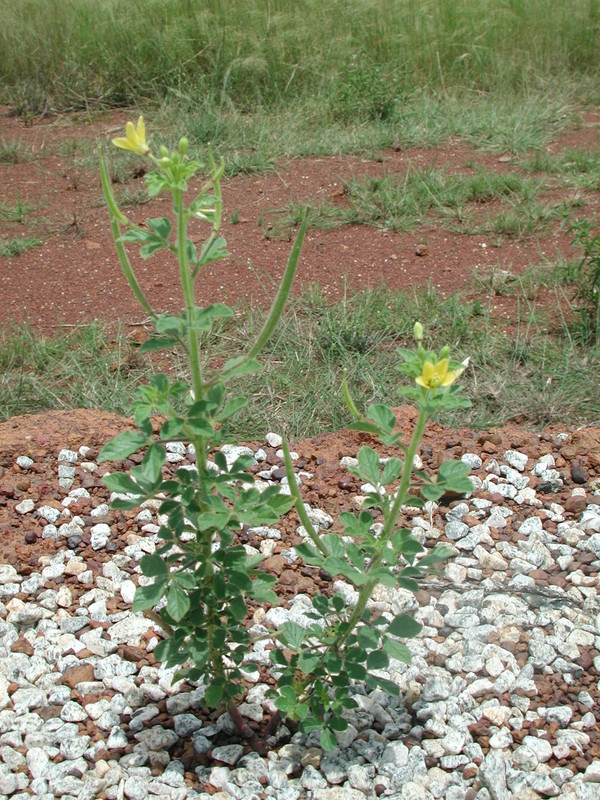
[98,430,148,462]
[103,472,142,495]
[156,314,184,333]
[367,403,396,434]
[160,418,185,440]
[298,653,320,673]
[199,236,229,266]
[139,336,179,353]
[387,614,422,638]
[119,228,155,244]
[189,303,233,331]
[348,420,384,437]
[111,496,145,510]
[133,442,165,485]
[205,680,225,707]
[357,446,380,484]
[216,396,248,422]
[147,217,171,239]
[280,622,307,650]
[222,357,262,379]
[357,626,380,649]
[381,457,404,485]
[133,581,166,611]
[345,661,367,680]
[265,492,296,516]
[145,171,169,197]
[383,638,413,664]
[186,238,198,266]
[395,576,420,592]
[187,417,214,436]
[418,544,457,566]
[140,554,168,577]
[367,674,400,696]
[320,728,338,752]
[367,650,389,670]
[166,584,190,622]
[139,240,166,259]
[275,685,297,713]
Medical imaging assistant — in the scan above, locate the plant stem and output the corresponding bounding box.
[334,407,429,649]
[99,149,156,320]
[174,187,207,472]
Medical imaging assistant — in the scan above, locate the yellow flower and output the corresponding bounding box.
[112,116,150,156]
[415,358,458,389]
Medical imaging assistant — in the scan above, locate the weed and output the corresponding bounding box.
[0,322,151,420]
[566,218,600,343]
[0,198,33,223]
[0,139,34,164]
[0,237,41,256]
[1,285,598,433]
[113,187,151,207]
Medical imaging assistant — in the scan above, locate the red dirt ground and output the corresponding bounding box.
[1,107,599,332]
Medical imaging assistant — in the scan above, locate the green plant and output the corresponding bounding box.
[567,218,600,343]
[0,197,33,223]
[0,138,34,164]
[98,118,472,751]
[0,236,40,256]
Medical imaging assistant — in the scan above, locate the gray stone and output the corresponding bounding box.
[522,735,552,763]
[504,450,528,471]
[462,453,482,469]
[479,751,510,800]
[173,713,203,737]
[211,744,243,766]
[445,520,469,540]
[301,765,327,790]
[58,449,78,463]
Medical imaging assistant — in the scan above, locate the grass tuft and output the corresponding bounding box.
[3,286,597,436]
[0,237,41,256]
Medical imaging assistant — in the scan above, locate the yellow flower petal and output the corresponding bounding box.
[112,116,150,156]
[415,358,459,389]
[440,370,457,387]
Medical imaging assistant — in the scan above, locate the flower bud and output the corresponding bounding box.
[159,145,169,158]
[439,345,451,360]
[413,321,423,342]
[179,136,189,155]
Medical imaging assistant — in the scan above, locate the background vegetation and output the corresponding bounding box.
[1,0,599,434]
[1,0,599,119]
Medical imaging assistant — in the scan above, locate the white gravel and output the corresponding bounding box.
[0,432,599,800]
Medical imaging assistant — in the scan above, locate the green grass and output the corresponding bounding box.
[0,138,34,164]
[113,186,151,208]
[0,323,152,420]
[1,0,598,113]
[262,167,569,241]
[0,198,33,223]
[0,236,41,256]
[519,148,600,190]
[2,286,598,435]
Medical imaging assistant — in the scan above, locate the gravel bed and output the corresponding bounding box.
[1,425,600,800]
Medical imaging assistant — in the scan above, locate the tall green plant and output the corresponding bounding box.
[98,118,473,751]
[568,218,600,344]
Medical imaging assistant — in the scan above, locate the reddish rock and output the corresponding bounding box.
[565,495,588,514]
[62,663,95,689]
[11,636,34,656]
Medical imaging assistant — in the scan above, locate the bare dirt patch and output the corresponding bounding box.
[1,107,599,331]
